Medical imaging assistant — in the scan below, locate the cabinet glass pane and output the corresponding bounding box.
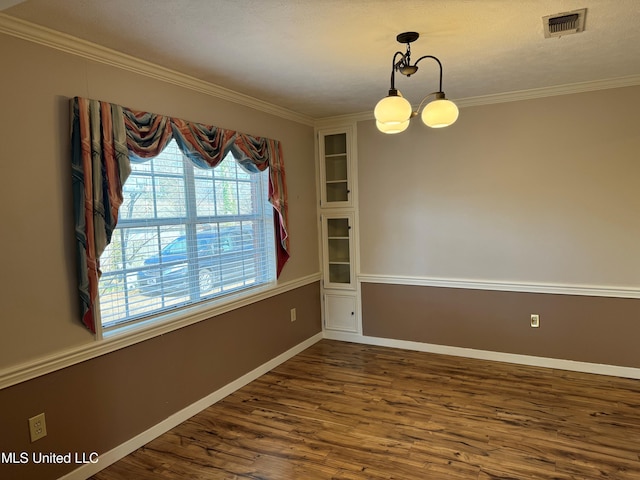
[326,182,349,202]
[325,155,348,182]
[324,133,347,156]
[328,238,350,263]
[327,218,349,237]
[329,264,351,284]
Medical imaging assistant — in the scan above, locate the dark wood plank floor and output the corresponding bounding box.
[91,340,640,479]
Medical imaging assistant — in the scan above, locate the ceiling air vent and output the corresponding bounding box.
[543,8,587,38]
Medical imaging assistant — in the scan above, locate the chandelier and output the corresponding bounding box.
[374,32,459,134]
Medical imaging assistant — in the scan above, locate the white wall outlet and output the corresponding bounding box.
[290,308,297,322]
[530,314,540,328]
[28,413,47,442]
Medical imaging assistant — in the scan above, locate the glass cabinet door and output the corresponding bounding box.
[322,215,354,289]
[319,128,352,207]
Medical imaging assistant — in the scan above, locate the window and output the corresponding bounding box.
[98,140,275,331]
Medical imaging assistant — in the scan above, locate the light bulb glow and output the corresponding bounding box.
[374,94,412,125]
[421,99,459,128]
[376,120,410,134]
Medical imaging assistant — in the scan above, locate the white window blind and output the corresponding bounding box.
[98,140,275,330]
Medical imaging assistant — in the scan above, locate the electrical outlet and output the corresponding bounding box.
[290,308,297,322]
[530,314,540,328]
[28,413,47,442]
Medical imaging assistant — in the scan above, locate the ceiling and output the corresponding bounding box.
[2,0,640,119]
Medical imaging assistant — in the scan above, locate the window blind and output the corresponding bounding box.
[98,140,275,330]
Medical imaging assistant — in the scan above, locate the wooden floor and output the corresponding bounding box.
[91,340,640,479]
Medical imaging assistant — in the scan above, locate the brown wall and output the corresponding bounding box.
[362,283,640,368]
[0,282,321,480]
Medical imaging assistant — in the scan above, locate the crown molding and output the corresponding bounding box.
[453,75,640,108]
[0,13,315,126]
[2,14,639,132]
[317,74,640,126]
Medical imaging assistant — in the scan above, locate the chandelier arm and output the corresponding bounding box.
[389,51,405,91]
[413,55,444,92]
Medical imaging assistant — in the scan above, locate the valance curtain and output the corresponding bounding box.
[71,97,289,333]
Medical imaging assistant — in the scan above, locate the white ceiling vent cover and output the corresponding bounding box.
[543,8,587,38]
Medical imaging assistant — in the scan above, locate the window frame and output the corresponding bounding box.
[71,97,290,336]
[97,142,276,337]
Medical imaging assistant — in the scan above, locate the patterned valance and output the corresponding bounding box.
[71,97,289,333]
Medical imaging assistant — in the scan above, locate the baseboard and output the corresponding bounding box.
[60,327,640,479]
[322,331,640,380]
[59,332,323,480]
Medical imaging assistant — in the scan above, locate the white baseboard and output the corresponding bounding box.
[60,328,640,479]
[59,332,324,480]
[322,331,640,380]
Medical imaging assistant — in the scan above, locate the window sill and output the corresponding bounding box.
[0,273,321,390]
[102,282,278,340]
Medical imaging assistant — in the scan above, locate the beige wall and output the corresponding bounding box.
[357,86,640,288]
[0,33,319,368]
[356,86,640,367]
[0,32,321,479]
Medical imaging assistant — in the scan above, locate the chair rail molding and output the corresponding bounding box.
[358,274,640,299]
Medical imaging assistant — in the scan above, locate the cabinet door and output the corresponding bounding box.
[324,293,358,332]
[319,128,352,208]
[321,214,354,289]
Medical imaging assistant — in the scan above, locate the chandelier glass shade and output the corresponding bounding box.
[374,91,412,125]
[421,95,459,128]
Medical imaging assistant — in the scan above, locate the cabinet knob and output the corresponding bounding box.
[351,312,354,315]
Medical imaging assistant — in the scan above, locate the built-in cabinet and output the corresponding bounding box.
[323,292,357,332]
[318,126,359,334]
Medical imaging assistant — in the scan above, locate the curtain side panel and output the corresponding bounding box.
[266,139,290,275]
[71,97,128,333]
[71,98,94,331]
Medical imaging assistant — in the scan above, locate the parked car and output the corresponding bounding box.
[137,226,255,296]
